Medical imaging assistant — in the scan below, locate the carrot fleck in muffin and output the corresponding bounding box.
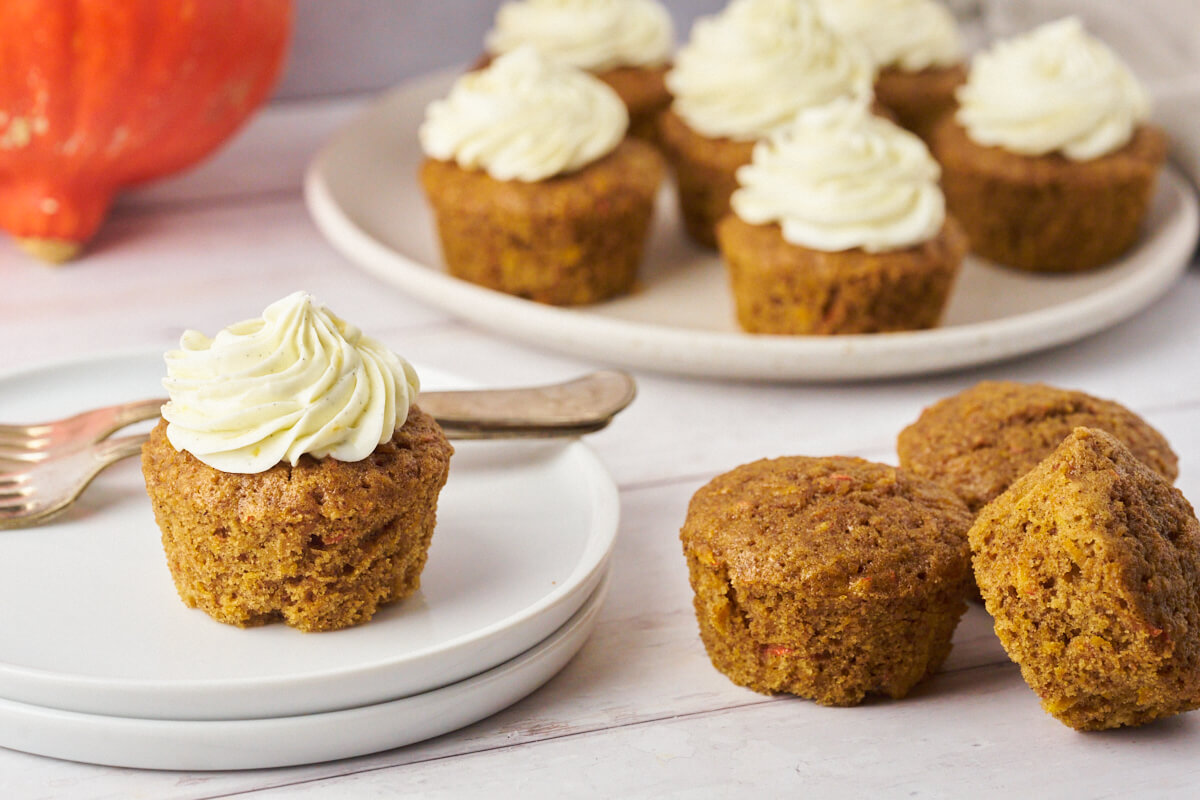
[970,428,1200,730]
[717,99,966,334]
[931,17,1167,272]
[420,47,664,305]
[483,0,675,142]
[680,456,973,706]
[660,0,874,247]
[141,292,453,632]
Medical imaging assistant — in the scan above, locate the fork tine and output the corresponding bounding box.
[0,485,33,501]
[0,425,51,444]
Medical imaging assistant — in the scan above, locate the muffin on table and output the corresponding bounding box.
[717,99,966,335]
[898,381,1178,514]
[680,456,973,706]
[970,428,1200,730]
[931,17,1167,272]
[420,47,664,306]
[483,0,675,142]
[659,0,874,247]
[142,292,453,633]
[814,0,966,142]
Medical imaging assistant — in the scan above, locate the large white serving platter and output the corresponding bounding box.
[0,350,618,721]
[305,69,1199,382]
[0,572,607,771]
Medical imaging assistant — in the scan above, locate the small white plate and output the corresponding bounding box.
[305,69,1200,382]
[0,572,607,771]
[0,350,618,721]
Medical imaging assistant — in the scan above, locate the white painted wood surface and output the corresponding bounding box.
[2,93,1200,799]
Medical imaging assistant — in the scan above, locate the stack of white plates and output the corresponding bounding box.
[0,353,620,770]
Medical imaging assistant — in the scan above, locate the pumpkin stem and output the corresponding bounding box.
[17,237,83,264]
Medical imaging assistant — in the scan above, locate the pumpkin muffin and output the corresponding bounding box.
[142,292,453,632]
[482,0,675,142]
[420,47,663,305]
[680,456,973,706]
[933,18,1167,272]
[898,381,1178,514]
[718,100,965,335]
[970,428,1200,730]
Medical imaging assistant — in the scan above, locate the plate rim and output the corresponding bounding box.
[0,348,620,720]
[304,69,1200,382]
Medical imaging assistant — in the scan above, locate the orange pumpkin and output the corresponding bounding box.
[0,0,292,262]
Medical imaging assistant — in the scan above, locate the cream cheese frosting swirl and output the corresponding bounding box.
[485,0,674,72]
[666,0,874,141]
[419,46,627,181]
[814,0,963,72]
[731,99,945,252]
[956,17,1150,161]
[161,291,421,474]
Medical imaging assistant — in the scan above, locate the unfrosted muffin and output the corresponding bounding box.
[420,47,663,305]
[970,428,1200,730]
[660,0,874,247]
[717,100,965,334]
[142,292,453,632]
[680,456,973,706]
[898,381,1178,514]
[483,0,675,141]
[814,0,966,141]
[932,18,1167,272]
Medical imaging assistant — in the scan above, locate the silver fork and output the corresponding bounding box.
[0,370,636,530]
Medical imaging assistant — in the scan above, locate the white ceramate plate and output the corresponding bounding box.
[305,69,1200,382]
[0,573,608,771]
[0,350,618,721]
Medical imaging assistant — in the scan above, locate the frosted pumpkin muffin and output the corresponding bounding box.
[931,18,1167,272]
[659,0,874,247]
[680,456,973,706]
[718,99,966,334]
[483,0,675,142]
[141,292,453,632]
[970,428,1200,730]
[420,47,663,305]
[814,0,966,142]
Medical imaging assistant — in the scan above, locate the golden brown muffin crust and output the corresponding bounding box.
[874,63,966,143]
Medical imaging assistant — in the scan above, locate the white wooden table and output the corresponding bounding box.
[3,95,1200,799]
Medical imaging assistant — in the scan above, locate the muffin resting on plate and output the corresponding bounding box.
[680,456,973,706]
[142,292,453,632]
[970,428,1200,730]
[483,0,675,142]
[717,99,966,335]
[420,47,663,306]
[932,17,1167,272]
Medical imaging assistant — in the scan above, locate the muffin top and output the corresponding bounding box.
[898,381,1179,512]
[730,98,945,252]
[680,455,972,598]
[162,291,420,474]
[420,46,627,181]
[814,0,963,73]
[484,0,674,72]
[666,0,873,141]
[955,17,1150,160]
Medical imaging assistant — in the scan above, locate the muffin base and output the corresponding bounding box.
[595,64,671,143]
[716,215,967,335]
[930,119,1168,272]
[874,63,966,143]
[421,138,664,306]
[141,408,453,632]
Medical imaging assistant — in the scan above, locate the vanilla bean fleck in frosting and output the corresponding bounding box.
[419,46,628,181]
[162,291,420,474]
[732,99,945,252]
[956,17,1150,161]
[814,0,963,72]
[485,0,674,72]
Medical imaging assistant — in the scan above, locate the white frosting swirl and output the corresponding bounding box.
[956,17,1150,161]
[420,46,627,181]
[161,292,421,474]
[814,0,963,72]
[486,0,674,72]
[666,0,874,141]
[731,99,945,252]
